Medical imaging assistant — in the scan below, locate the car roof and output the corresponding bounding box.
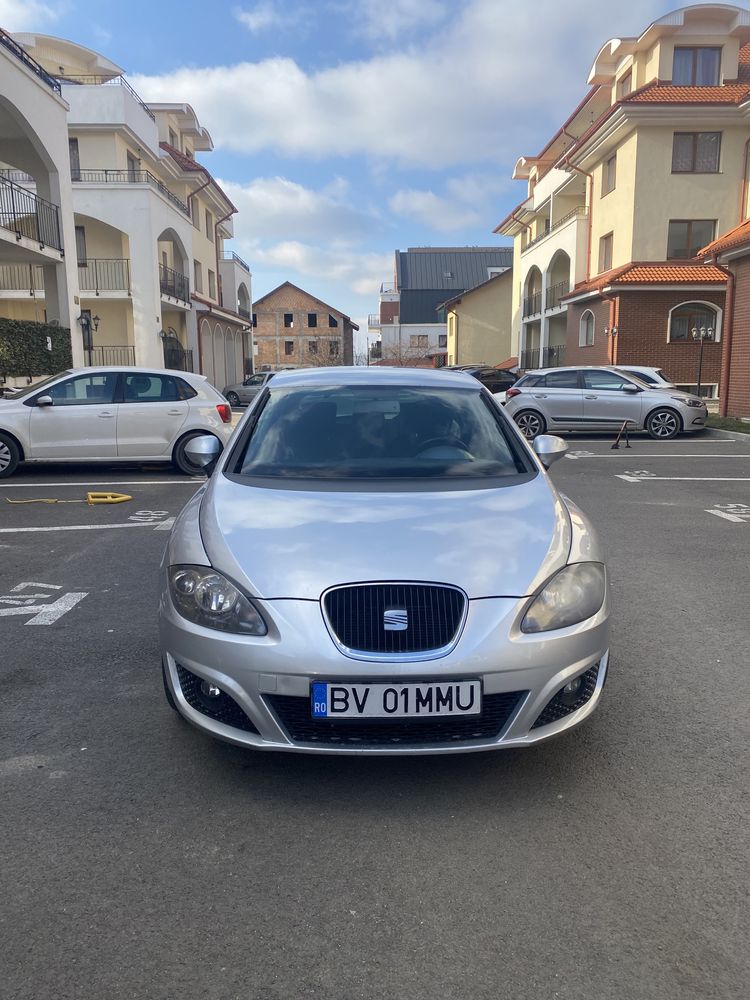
[521,365,633,376]
[267,366,481,388]
[64,366,208,380]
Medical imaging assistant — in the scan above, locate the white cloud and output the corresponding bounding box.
[388,189,482,232]
[249,240,391,298]
[350,0,447,42]
[0,0,61,31]
[233,3,287,33]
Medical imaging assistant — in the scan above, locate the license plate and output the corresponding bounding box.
[310,681,481,719]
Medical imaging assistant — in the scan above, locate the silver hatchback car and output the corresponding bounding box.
[159,368,610,755]
[504,366,707,440]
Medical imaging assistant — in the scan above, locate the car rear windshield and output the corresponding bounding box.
[230,385,531,482]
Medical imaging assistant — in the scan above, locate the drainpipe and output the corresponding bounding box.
[740,137,750,222]
[716,262,735,417]
[561,128,594,282]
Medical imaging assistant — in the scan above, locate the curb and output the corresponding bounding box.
[703,427,750,441]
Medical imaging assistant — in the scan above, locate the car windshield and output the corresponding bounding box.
[6,371,72,399]
[231,384,530,482]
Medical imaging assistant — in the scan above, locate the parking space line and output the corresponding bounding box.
[0,521,170,534]
[2,479,203,489]
[568,454,750,460]
[616,474,750,483]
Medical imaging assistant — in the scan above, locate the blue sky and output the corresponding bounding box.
[3,0,722,342]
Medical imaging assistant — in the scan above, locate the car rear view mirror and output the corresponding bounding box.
[533,434,568,469]
[36,395,53,407]
[184,434,222,476]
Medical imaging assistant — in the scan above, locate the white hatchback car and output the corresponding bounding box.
[0,367,234,478]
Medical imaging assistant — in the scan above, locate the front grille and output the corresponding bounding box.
[531,664,600,729]
[265,691,527,747]
[323,583,466,657]
[176,665,259,734]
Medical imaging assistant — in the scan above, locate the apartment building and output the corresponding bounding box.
[1,33,252,388]
[369,247,512,366]
[0,29,81,373]
[495,4,750,400]
[442,270,514,367]
[252,282,356,370]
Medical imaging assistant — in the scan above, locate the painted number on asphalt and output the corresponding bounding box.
[0,582,87,625]
[706,503,750,524]
[128,510,169,522]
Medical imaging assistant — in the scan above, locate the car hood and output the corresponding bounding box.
[199,473,571,600]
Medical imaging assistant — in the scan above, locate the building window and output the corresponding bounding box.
[307,312,317,328]
[205,210,213,242]
[672,47,721,86]
[126,152,139,182]
[69,138,80,181]
[208,269,216,299]
[675,383,718,399]
[329,340,339,356]
[74,225,87,266]
[409,334,428,348]
[667,220,716,259]
[252,313,257,327]
[602,154,616,196]
[328,314,338,328]
[672,132,721,173]
[193,260,203,294]
[598,232,613,273]
[284,313,294,328]
[579,310,595,347]
[284,340,294,356]
[169,128,178,148]
[617,71,632,99]
[438,334,447,348]
[668,302,719,342]
[308,340,318,354]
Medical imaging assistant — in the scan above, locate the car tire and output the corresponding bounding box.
[514,410,547,440]
[173,432,218,476]
[0,432,20,479]
[645,408,681,440]
[162,660,178,711]
[226,391,241,407]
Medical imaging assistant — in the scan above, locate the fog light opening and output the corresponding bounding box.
[200,680,222,699]
[560,676,583,706]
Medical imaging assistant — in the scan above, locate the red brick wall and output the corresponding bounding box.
[253,284,353,370]
[565,299,613,365]
[727,257,750,416]
[615,290,725,388]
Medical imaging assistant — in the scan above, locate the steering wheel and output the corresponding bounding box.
[418,435,469,451]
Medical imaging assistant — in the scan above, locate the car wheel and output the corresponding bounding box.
[514,410,547,440]
[226,391,241,407]
[646,408,680,440]
[0,432,20,479]
[173,432,218,476]
[162,660,178,711]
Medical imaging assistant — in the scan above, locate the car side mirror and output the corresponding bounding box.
[533,434,568,469]
[622,384,640,394]
[36,395,53,407]
[184,434,222,476]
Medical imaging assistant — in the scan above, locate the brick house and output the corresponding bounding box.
[252,282,356,370]
[702,220,750,416]
[563,262,727,396]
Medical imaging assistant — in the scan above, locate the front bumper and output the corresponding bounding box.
[159,589,610,755]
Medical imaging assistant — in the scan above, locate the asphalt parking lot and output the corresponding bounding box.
[1,432,749,1000]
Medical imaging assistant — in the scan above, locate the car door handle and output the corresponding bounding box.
[98,411,115,418]
[584,395,598,400]
[167,409,183,416]
[533,393,548,398]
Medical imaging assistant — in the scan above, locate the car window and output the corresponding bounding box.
[541,371,580,389]
[582,370,635,391]
[245,374,265,386]
[123,373,180,403]
[626,370,655,383]
[16,372,73,400]
[232,385,531,483]
[45,373,117,406]
[515,375,541,387]
[175,377,198,400]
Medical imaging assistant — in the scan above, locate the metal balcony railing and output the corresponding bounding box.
[521,207,588,254]
[380,281,397,293]
[0,263,45,291]
[520,346,566,370]
[163,347,194,372]
[220,250,251,273]
[88,345,136,366]
[522,289,543,318]
[78,258,131,294]
[368,313,382,326]
[0,176,62,250]
[159,263,190,303]
[0,169,34,183]
[55,74,155,121]
[0,29,61,93]
[73,169,190,216]
[546,280,570,310]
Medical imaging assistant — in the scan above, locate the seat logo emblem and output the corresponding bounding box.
[383,608,408,631]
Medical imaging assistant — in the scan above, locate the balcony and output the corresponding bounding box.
[78,258,130,295]
[159,263,190,303]
[88,345,136,366]
[73,169,190,216]
[0,263,44,292]
[522,289,543,318]
[546,280,570,311]
[0,175,62,251]
[380,282,397,293]
[56,74,155,121]
[163,347,194,372]
[0,28,61,94]
[221,250,250,273]
[521,207,587,254]
[520,346,566,370]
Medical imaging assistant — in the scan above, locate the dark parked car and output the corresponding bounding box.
[447,366,518,394]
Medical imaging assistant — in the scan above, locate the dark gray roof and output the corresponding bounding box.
[396,247,513,291]
[400,290,454,324]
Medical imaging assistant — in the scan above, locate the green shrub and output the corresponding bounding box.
[0,318,73,377]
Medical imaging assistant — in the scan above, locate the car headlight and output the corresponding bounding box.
[521,563,606,634]
[168,565,267,635]
[674,396,703,408]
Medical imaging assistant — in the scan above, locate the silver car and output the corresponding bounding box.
[222,371,276,407]
[505,366,707,440]
[159,368,610,755]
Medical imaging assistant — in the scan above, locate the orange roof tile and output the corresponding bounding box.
[159,141,237,213]
[565,262,727,299]
[701,218,750,257]
[626,82,750,104]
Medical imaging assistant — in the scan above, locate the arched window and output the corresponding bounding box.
[669,303,719,343]
[579,310,595,347]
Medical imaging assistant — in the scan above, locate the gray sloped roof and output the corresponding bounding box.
[396,247,513,291]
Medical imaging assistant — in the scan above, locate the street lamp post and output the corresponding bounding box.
[691,325,714,398]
